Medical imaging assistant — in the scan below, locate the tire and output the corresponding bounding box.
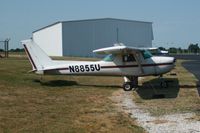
[123,82,132,91]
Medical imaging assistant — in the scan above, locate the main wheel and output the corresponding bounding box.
[123,82,132,91]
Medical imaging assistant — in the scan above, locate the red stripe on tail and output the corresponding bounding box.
[23,44,37,70]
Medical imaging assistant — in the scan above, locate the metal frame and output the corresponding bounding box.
[0,39,10,58]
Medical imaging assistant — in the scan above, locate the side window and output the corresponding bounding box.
[103,54,114,62]
[142,50,152,59]
[123,54,136,62]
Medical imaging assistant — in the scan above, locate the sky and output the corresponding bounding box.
[0,0,200,49]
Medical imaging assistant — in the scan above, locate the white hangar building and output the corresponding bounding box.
[32,18,153,57]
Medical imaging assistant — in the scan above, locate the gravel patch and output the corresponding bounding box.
[111,90,200,133]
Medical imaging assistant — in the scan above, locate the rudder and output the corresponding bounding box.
[22,39,54,71]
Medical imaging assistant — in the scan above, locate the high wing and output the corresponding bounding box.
[93,45,145,55]
[93,45,145,74]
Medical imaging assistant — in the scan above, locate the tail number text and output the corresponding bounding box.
[69,64,101,73]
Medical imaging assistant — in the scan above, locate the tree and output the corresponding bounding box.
[183,49,188,53]
[177,47,183,53]
[9,48,24,52]
[188,43,199,53]
[158,47,166,51]
[168,47,177,54]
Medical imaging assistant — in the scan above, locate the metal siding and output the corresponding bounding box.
[62,21,94,57]
[113,20,153,47]
[33,18,153,57]
[93,20,118,49]
[32,23,62,56]
[62,19,153,56]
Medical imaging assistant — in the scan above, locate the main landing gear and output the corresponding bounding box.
[123,76,138,91]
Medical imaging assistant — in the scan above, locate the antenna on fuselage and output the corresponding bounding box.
[116,28,119,43]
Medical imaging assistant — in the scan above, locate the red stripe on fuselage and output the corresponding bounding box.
[100,62,174,69]
[43,62,174,71]
[23,44,37,70]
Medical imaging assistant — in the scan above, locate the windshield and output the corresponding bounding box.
[149,49,162,55]
[103,54,114,61]
[142,50,152,59]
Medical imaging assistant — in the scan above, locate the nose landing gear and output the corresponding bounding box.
[123,76,138,91]
[123,82,132,91]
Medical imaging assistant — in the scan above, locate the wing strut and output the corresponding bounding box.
[134,52,144,74]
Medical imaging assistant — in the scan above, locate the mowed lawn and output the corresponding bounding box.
[0,56,144,133]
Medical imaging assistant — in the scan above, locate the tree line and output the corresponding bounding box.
[159,43,200,54]
[0,48,24,52]
[0,43,200,54]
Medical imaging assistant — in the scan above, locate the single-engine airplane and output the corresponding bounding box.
[22,39,176,91]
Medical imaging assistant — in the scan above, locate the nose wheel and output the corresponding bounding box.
[123,82,132,91]
[123,76,138,91]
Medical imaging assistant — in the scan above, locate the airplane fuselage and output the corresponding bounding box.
[22,40,176,91]
[40,56,175,77]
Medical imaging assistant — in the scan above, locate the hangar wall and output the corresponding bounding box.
[33,23,63,56]
[32,18,153,57]
[62,19,153,57]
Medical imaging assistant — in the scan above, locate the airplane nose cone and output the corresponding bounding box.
[151,56,176,64]
[167,57,175,64]
[169,57,176,63]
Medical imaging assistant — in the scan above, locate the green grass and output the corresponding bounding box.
[0,56,145,133]
[133,60,200,119]
[1,53,199,133]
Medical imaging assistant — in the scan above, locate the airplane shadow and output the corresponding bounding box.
[33,78,200,97]
[33,79,78,87]
[77,84,121,89]
[136,78,180,100]
[198,82,200,96]
[196,81,200,96]
[33,79,120,89]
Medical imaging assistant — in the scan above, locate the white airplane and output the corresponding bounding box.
[22,39,176,91]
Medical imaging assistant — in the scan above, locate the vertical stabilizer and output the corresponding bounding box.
[22,39,54,71]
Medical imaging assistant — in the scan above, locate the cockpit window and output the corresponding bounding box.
[142,50,152,59]
[103,54,114,61]
[123,54,136,62]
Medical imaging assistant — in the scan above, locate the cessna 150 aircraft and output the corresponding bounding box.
[22,39,176,91]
